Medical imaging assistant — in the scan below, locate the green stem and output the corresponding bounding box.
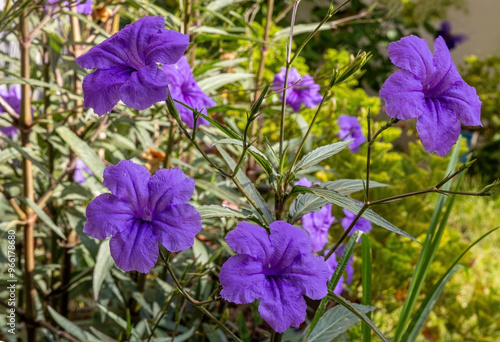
[20,6,36,341]
[162,253,242,342]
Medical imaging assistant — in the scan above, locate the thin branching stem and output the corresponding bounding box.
[161,252,242,342]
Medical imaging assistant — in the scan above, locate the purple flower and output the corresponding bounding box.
[295,177,335,252]
[435,21,467,50]
[219,221,330,333]
[47,0,92,15]
[295,178,335,252]
[302,205,335,252]
[324,252,344,295]
[75,16,189,115]
[162,56,215,128]
[341,209,372,237]
[74,159,93,184]
[272,67,322,112]
[380,35,482,156]
[337,115,365,153]
[83,160,202,273]
[0,85,21,137]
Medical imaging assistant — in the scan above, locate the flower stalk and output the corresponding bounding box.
[20,6,36,341]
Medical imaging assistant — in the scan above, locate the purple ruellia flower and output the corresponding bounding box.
[295,178,335,252]
[272,67,322,112]
[74,159,93,184]
[380,35,482,156]
[47,0,92,15]
[0,85,21,137]
[435,21,467,50]
[162,56,215,128]
[341,209,372,237]
[337,115,365,153]
[75,16,189,115]
[219,221,330,333]
[324,252,344,295]
[83,160,202,273]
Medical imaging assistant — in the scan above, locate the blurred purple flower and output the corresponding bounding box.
[0,85,21,137]
[162,56,215,128]
[337,115,365,153]
[335,245,354,284]
[47,0,93,15]
[75,16,189,115]
[74,159,93,184]
[341,209,372,237]
[324,252,344,295]
[219,221,330,333]
[83,160,202,273]
[296,178,335,252]
[380,35,482,156]
[272,67,322,112]
[436,21,467,50]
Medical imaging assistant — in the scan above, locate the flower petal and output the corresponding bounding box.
[110,220,159,273]
[439,81,482,127]
[380,69,425,120]
[225,221,272,261]
[387,35,435,81]
[84,193,135,239]
[219,254,266,304]
[148,167,195,212]
[269,221,312,267]
[416,99,462,156]
[119,64,169,110]
[76,16,166,70]
[259,278,307,333]
[151,204,202,252]
[425,36,463,97]
[144,29,190,65]
[81,66,133,115]
[280,253,330,300]
[103,160,150,214]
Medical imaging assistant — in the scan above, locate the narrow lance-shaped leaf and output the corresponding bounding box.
[288,179,388,224]
[216,146,274,225]
[18,197,65,239]
[402,226,500,342]
[292,140,352,173]
[306,185,417,242]
[92,239,114,301]
[307,231,361,337]
[197,205,253,220]
[328,292,387,342]
[55,125,105,182]
[305,303,375,342]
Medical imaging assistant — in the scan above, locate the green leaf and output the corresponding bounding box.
[212,138,275,176]
[89,327,119,342]
[197,205,252,220]
[292,140,352,173]
[402,226,500,342]
[48,306,88,342]
[92,239,114,301]
[0,147,19,164]
[55,125,105,182]
[308,231,360,336]
[198,73,255,93]
[1,136,53,178]
[216,146,274,225]
[306,303,375,342]
[195,179,245,207]
[306,186,417,242]
[63,10,110,38]
[96,304,141,339]
[327,292,387,342]
[361,234,373,342]
[18,197,65,239]
[288,179,388,224]
[393,137,463,341]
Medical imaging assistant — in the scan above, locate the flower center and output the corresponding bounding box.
[143,208,152,222]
